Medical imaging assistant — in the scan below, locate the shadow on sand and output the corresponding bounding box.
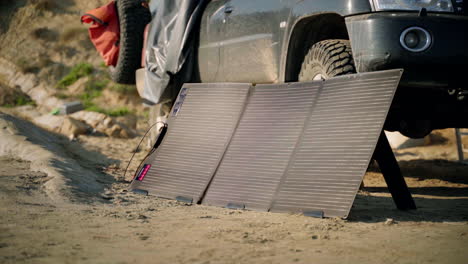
[350,158,468,222]
[1,113,119,203]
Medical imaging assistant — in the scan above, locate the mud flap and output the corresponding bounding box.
[130,69,405,218]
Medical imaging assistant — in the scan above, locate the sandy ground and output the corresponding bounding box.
[0,112,467,264]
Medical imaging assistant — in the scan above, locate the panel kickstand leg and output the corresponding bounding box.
[372,132,416,210]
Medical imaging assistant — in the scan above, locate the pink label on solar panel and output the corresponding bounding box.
[136,164,151,181]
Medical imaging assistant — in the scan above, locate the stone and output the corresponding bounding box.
[67,77,89,96]
[58,117,88,138]
[384,218,395,225]
[70,110,136,138]
[33,114,65,132]
[116,114,137,130]
[59,101,84,115]
[71,111,107,128]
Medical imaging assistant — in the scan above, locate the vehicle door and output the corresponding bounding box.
[220,0,291,83]
[198,0,229,82]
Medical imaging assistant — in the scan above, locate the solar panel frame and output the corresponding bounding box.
[130,69,402,218]
[130,83,251,203]
[202,82,322,211]
[270,70,403,218]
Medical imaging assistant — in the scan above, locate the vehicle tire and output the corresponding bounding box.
[109,0,151,84]
[299,39,355,81]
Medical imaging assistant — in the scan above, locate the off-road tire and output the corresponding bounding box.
[299,39,355,81]
[109,0,151,84]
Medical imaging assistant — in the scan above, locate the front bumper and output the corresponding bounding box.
[346,12,468,89]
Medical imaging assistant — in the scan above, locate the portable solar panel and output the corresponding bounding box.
[131,69,403,218]
[202,82,321,211]
[270,70,402,217]
[130,83,251,203]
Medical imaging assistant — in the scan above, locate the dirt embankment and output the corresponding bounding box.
[0,0,106,80]
[0,0,147,141]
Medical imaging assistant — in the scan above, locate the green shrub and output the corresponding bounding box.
[106,107,131,117]
[2,94,35,108]
[84,104,105,113]
[109,84,136,94]
[85,78,108,92]
[15,95,35,106]
[83,104,132,117]
[77,80,105,109]
[57,63,93,89]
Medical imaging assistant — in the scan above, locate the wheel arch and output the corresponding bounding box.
[284,13,350,82]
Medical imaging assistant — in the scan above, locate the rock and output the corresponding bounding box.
[102,116,114,127]
[67,77,89,96]
[59,101,84,115]
[116,114,137,130]
[115,123,136,138]
[101,191,114,200]
[0,58,64,110]
[71,111,107,128]
[33,114,88,138]
[14,105,42,119]
[58,117,88,138]
[33,114,65,132]
[384,218,395,225]
[71,110,136,138]
[106,124,123,138]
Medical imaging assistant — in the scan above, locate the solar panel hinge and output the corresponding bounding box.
[132,189,149,196]
[226,203,245,210]
[303,211,324,218]
[176,196,193,204]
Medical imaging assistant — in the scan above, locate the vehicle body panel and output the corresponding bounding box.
[346,12,468,88]
[192,0,468,134]
[198,0,371,83]
[198,0,228,82]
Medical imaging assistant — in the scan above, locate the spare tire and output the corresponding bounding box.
[109,0,151,84]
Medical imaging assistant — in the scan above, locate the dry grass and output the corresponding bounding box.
[109,84,137,95]
[30,27,58,41]
[29,0,58,11]
[16,58,38,74]
[16,55,53,74]
[60,27,88,43]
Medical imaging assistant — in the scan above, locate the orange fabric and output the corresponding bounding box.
[81,1,119,66]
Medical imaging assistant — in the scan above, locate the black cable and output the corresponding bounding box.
[123,121,167,182]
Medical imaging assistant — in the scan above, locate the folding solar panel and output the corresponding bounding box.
[202,82,321,211]
[130,83,250,203]
[131,69,403,218]
[270,70,402,217]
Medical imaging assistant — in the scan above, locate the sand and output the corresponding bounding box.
[0,112,467,264]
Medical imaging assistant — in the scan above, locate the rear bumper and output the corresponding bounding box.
[346,12,468,89]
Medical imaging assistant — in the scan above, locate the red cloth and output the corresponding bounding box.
[81,1,120,66]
